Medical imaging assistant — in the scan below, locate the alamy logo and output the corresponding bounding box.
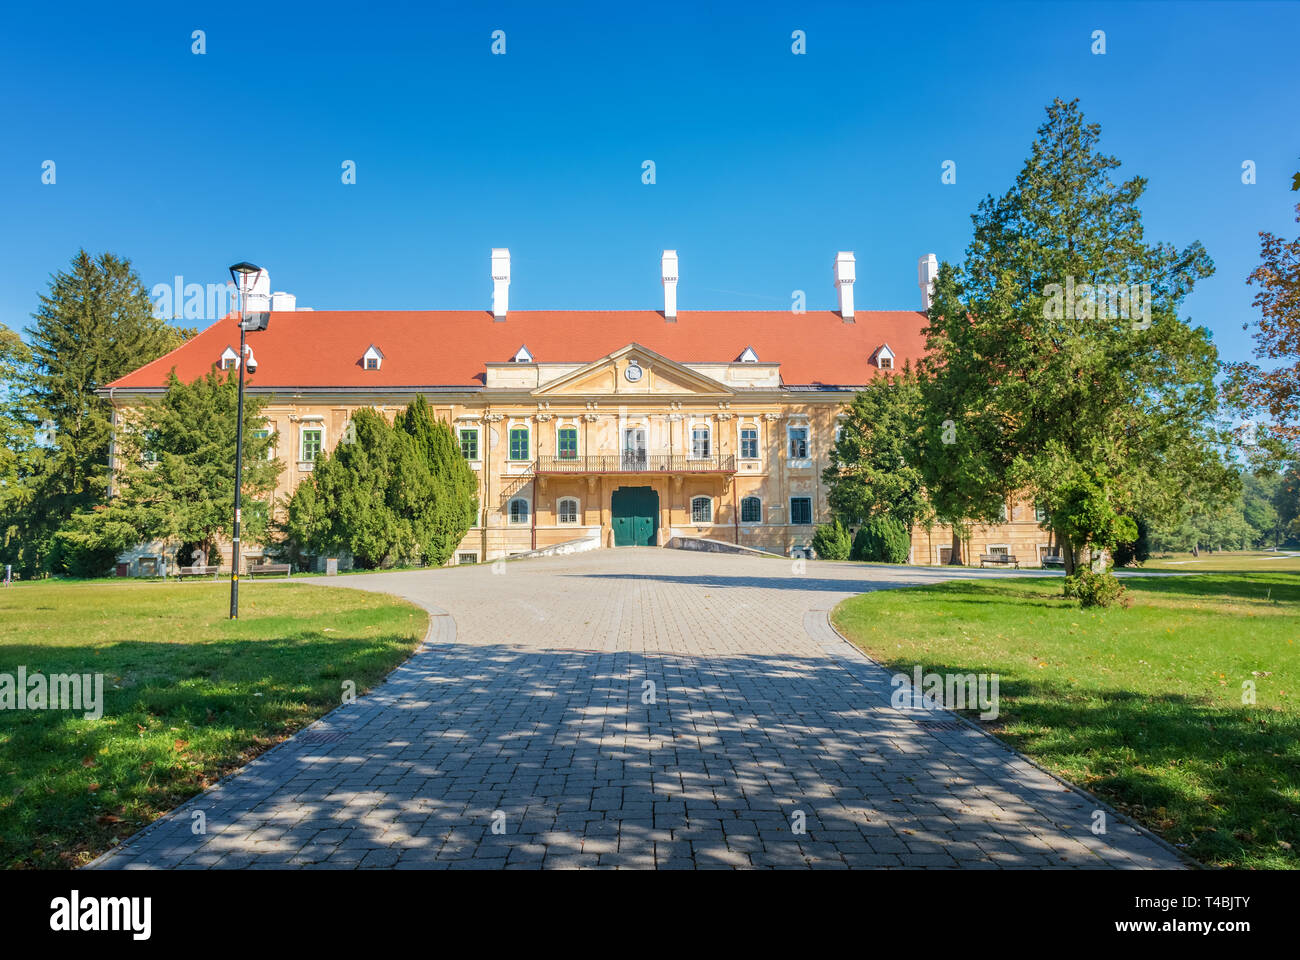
[151,276,238,321]
[0,668,104,719]
[1043,276,1152,330]
[890,665,1000,720]
[50,890,151,940]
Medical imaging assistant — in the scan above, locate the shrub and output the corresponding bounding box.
[811,520,851,560]
[50,510,138,578]
[1062,570,1126,608]
[1112,516,1150,567]
[850,516,911,563]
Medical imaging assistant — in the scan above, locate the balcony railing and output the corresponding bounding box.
[535,453,736,474]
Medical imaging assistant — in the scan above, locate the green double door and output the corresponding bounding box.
[611,486,659,547]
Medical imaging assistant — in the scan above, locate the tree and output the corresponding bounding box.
[850,517,911,563]
[71,370,279,573]
[823,365,931,530]
[394,396,478,565]
[1225,164,1300,443]
[10,251,191,574]
[0,324,46,576]
[284,399,478,569]
[810,519,851,560]
[920,99,1231,582]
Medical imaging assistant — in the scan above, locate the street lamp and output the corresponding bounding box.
[228,261,267,619]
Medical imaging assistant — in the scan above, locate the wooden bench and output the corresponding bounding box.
[979,553,1020,569]
[1040,554,1066,569]
[176,564,222,580]
[248,562,292,578]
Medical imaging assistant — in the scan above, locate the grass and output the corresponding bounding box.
[1141,549,1300,573]
[0,579,428,869]
[831,571,1300,870]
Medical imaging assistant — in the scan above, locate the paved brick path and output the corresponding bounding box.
[89,549,1185,869]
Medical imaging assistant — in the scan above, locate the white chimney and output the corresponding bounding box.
[244,269,271,314]
[491,248,511,320]
[270,291,296,311]
[833,251,855,320]
[661,250,678,320]
[918,253,938,311]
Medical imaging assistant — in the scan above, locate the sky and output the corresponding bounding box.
[1,0,1297,366]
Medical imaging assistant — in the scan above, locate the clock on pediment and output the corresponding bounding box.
[624,359,644,382]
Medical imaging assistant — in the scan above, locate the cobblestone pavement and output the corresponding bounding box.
[89,549,1186,870]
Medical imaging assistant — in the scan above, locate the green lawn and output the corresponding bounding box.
[832,572,1300,870]
[0,580,428,869]
[1141,550,1300,573]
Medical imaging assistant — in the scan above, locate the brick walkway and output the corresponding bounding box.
[89,549,1186,869]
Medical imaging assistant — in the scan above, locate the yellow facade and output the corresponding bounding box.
[111,342,1054,569]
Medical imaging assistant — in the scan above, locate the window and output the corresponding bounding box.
[362,345,384,370]
[458,552,479,565]
[691,427,710,458]
[301,428,322,462]
[989,544,1009,557]
[790,497,812,525]
[691,496,712,523]
[1034,502,1048,524]
[557,497,579,524]
[365,357,379,370]
[879,356,893,369]
[459,428,479,461]
[558,427,578,460]
[740,427,758,460]
[508,498,530,524]
[997,501,1009,522]
[509,427,529,461]
[741,496,762,523]
[253,429,275,461]
[788,426,809,459]
[937,545,953,565]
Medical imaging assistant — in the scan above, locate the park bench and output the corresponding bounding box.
[176,564,222,580]
[979,553,1020,569]
[1040,554,1066,569]
[248,562,292,578]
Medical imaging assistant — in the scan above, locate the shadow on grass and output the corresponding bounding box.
[865,650,1300,869]
[0,634,420,869]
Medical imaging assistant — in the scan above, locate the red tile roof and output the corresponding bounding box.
[105,310,928,391]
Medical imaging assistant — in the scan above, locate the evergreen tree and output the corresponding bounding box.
[67,370,279,573]
[810,519,851,560]
[0,324,46,576]
[921,99,1232,578]
[13,251,191,573]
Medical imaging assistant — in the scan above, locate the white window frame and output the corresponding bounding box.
[362,345,384,370]
[789,496,813,525]
[788,425,810,460]
[987,543,1011,557]
[458,426,481,462]
[690,425,711,459]
[458,552,479,565]
[507,423,531,462]
[557,497,580,524]
[556,424,580,461]
[936,544,953,565]
[300,426,324,463]
[690,496,713,523]
[508,497,530,524]
[253,428,276,461]
[738,424,759,460]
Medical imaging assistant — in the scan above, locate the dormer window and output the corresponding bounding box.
[219,345,239,370]
[737,346,759,363]
[511,344,533,363]
[362,345,384,371]
[874,343,896,370]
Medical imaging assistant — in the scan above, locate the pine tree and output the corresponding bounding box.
[15,251,191,572]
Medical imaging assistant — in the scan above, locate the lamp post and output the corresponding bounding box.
[228,261,267,619]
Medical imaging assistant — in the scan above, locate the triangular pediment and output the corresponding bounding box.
[533,343,735,397]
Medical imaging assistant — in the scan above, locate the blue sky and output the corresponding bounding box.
[1,0,1296,365]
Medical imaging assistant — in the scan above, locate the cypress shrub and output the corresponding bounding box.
[850,516,911,563]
